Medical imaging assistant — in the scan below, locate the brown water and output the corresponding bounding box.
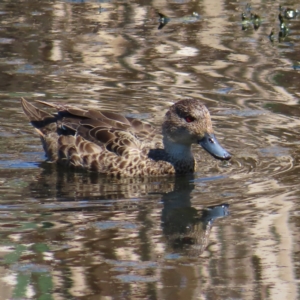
[0,0,300,299]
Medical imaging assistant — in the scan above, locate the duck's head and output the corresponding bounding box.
[162,99,231,161]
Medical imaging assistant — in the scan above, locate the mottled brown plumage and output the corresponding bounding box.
[21,98,231,177]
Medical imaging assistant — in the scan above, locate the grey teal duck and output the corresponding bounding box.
[21,98,231,177]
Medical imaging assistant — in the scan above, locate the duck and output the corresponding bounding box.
[21,98,231,177]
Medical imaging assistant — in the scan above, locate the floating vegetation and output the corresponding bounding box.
[279,5,299,20]
[157,11,200,30]
[269,13,291,43]
[241,4,261,31]
[293,61,300,70]
[279,14,290,40]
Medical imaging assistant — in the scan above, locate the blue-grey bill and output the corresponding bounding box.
[199,133,231,160]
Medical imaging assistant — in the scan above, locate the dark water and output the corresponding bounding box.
[0,0,300,299]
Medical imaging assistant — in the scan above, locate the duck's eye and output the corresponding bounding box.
[185,115,195,123]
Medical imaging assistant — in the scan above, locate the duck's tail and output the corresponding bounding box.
[21,98,60,161]
[21,98,57,136]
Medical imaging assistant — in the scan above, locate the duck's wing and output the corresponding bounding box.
[81,126,143,156]
[34,100,154,156]
[37,100,161,145]
[127,118,163,148]
[36,100,132,129]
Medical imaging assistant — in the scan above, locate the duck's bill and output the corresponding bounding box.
[199,133,231,160]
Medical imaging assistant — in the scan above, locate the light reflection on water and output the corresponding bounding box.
[0,0,300,299]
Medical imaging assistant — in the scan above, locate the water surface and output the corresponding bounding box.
[0,0,300,299]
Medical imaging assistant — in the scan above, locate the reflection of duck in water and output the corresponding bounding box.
[21,98,230,177]
[161,177,230,257]
[26,162,177,201]
[24,164,230,261]
[158,12,200,30]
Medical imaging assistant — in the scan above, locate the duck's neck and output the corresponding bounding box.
[163,137,195,174]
